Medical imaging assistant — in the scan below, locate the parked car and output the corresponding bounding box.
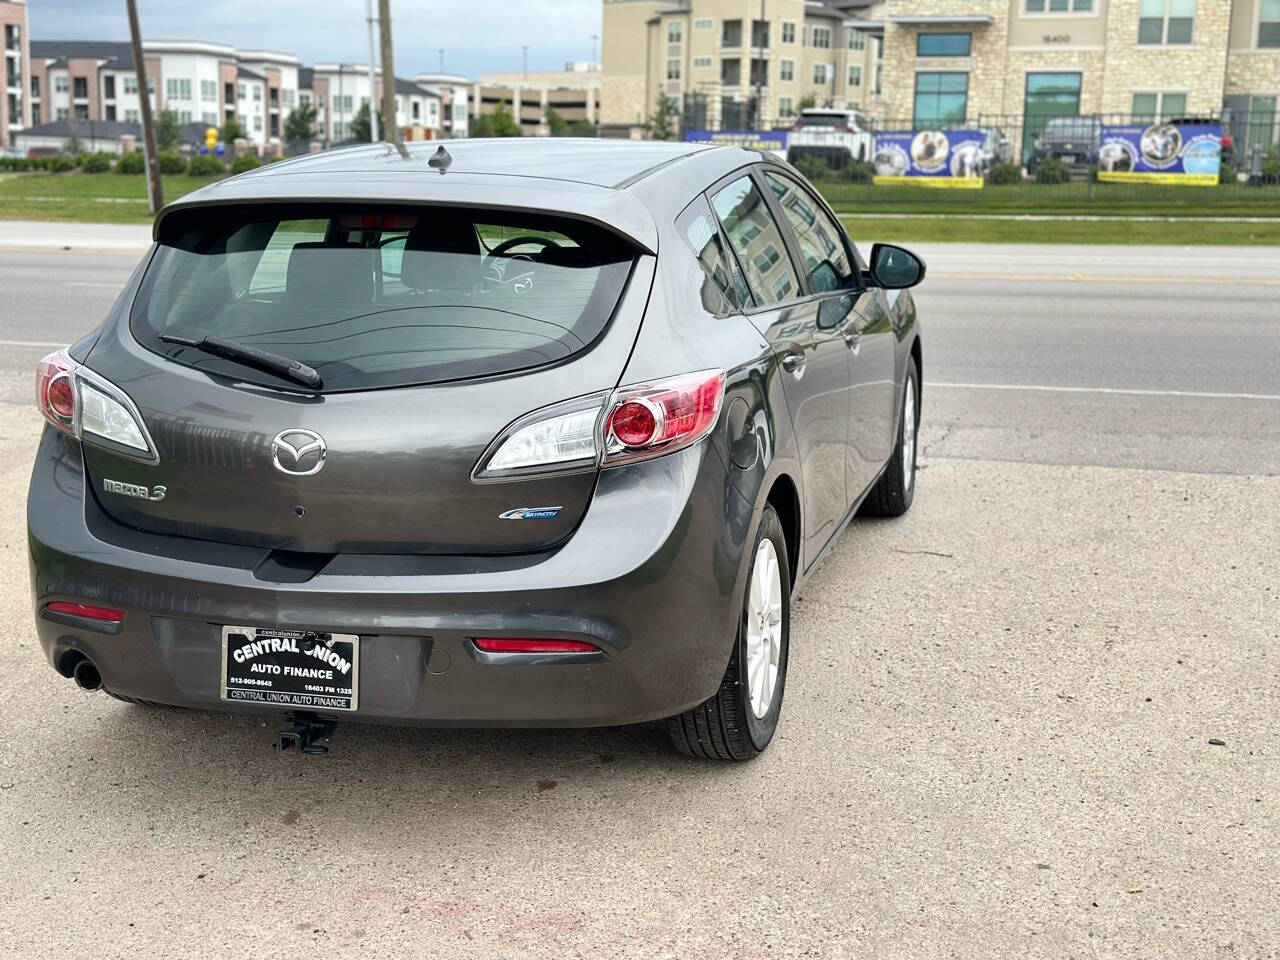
[1026,116,1102,175]
[974,126,1015,169]
[28,139,925,761]
[786,108,875,168]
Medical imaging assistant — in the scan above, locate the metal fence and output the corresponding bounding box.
[780,109,1280,203]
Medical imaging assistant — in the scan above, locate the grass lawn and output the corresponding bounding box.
[820,181,1280,218]
[841,214,1280,245]
[0,172,222,223]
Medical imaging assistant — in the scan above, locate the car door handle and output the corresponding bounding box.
[842,329,862,354]
[781,349,805,374]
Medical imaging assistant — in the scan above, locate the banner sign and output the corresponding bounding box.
[1096,121,1222,186]
[683,130,787,153]
[871,129,986,188]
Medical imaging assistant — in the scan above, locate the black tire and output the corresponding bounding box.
[862,356,919,518]
[666,505,790,761]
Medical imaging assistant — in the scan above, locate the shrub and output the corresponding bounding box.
[985,162,1022,186]
[188,154,225,176]
[840,159,872,183]
[230,152,262,174]
[791,154,831,182]
[0,156,31,171]
[46,154,77,173]
[1034,155,1072,185]
[156,150,187,175]
[81,152,112,173]
[116,151,146,174]
[1218,162,1237,185]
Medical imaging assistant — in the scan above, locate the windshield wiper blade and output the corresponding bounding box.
[160,334,323,389]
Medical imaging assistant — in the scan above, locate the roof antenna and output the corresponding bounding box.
[428,144,452,174]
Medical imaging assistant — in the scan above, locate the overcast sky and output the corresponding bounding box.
[28,0,602,79]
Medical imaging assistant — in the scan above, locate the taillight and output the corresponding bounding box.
[473,369,725,479]
[473,637,598,654]
[602,369,725,467]
[45,601,125,623]
[35,349,157,462]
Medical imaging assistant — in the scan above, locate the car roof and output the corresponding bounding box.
[154,139,761,255]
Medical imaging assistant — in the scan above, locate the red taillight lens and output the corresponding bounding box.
[603,369,725,467]
[36,349,77,431]
[473,637,598,654]
[45,601,125,623]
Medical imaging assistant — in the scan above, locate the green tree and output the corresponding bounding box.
[155,110,182,151]
[469,113,494,137]
[283,103,317,142]
[645,93,679,140]
[221,117,247,143]
[546,107,570,137]
[489,101,521,137]
[798,94,817,112]
[348,102,388,142]
[568,119,596,137]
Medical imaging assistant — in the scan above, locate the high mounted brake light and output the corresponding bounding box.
[473,370,725,480]
[36,350,158,462]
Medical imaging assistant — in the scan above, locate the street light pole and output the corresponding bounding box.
[124,0,162,211]
[591,34,598,67]
[522,45,528,81]
[365,0,379,141]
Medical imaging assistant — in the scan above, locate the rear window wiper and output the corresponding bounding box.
[159,334,323,389]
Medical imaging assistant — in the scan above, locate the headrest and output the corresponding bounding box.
[285,242,373,303]
[401,214,481,292]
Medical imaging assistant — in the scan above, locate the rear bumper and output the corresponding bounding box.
[29,428,760,727]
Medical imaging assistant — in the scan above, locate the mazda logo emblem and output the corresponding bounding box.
[271,429,327,476]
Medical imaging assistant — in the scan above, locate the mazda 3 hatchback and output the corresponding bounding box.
[29,139,924,760]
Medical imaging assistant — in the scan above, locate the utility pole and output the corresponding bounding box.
[378,0,399,148]
[125,0,162,211]
[522,45,528,80]
[365,0,379,141]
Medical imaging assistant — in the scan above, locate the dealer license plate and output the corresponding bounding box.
[221,626,359,712]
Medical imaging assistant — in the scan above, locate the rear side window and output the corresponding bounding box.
[133,204,636,392]
[676,195,752,315]
[709,176,801,306]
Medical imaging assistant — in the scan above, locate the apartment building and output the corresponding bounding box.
[600,0,885,135]
[415,72,471,137]
[301,63,442,142]
[1,0,30,148]
[473,63,601,135]
[879,0,1279,154]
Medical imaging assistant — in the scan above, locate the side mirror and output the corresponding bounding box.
[868,243,926,290]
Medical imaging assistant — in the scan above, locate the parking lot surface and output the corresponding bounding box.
[0,242,1276,959]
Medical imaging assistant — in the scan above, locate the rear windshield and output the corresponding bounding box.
[131,204,636,392]
[796,113,859,128]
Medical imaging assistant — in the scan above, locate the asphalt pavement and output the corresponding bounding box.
[0,237,1277,958]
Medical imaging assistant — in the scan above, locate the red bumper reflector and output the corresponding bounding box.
[473,637,597,654]
[46,601,125,623]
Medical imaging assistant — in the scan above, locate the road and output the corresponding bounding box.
[0,240,1277,959]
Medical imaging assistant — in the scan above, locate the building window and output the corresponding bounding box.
[56,107,67,120]
[1261,0,1280,47]
[779,96,794,118]
[283,89,295,108]
[847,28,865,50]
[917,33,972,56]
[811,26,832,49]
[105,104,117,121]
[751,20,770,48]
[667,59,681,81]
[202,111,218,124]
[1025,0,1093,11]
[693,56,713,68]
[812,63,830,85]
[30,76,40,98]
[779,58,795,82]
[721,58,741,86]
[73,77,88,100]
[31,105,41,124]
[54,75,69,93]
[913,71,969,126]
[237,82,246,100]
[848,65,862,87]
[781,21,796,44]
[254,115,262,131]
[253,85,262,101]
[1138,0,1193,44]
[125,108,139,123]
[201,80,216,101]
[667,21,683,43]
[750,58,768,87]
[123,76,137,95]
[165,78,192,100]
[103,76,116,99]
[722,19,742,47]
[694,18,714,30]
[1131,91,1187,120]
[178,110,192,123]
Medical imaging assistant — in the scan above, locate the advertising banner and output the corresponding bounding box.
[1096,121,1222,186]
[683,130,788,155]
[871,130,987,188]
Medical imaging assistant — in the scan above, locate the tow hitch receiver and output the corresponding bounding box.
[274,713,338,756]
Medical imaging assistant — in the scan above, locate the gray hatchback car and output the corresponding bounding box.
[29,139,924,760]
